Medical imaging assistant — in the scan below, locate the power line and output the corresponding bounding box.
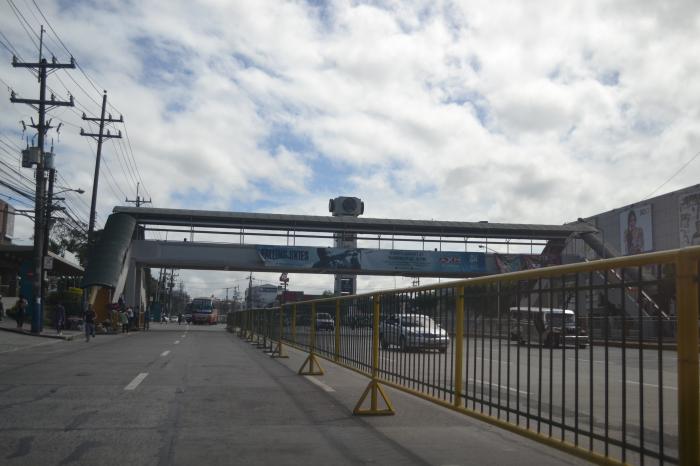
[642,150,700,201]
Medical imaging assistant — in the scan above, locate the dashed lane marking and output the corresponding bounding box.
[174,340,180,345]
[160,350,171,357]
[124,372,149,390]
[305,376,335,392]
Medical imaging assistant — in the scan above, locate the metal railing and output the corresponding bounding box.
[228,247,700,466]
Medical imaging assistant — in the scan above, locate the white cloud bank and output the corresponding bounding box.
[1,0,699,297]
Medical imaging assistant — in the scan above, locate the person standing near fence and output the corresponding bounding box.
[55,302,66,336]
[84,305,96,342]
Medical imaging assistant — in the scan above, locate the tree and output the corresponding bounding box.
[48,218,89,266]
[321,290,334,297]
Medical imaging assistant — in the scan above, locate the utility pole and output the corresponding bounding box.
[247,273,253,310]
[81,91,122,239]
[125,182,151,208]
[10,25,75,333]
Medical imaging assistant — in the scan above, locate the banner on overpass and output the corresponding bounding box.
[255,245,486,274]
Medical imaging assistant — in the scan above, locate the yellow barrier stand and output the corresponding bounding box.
[271,305,288,358]
[299,302,324,375]
[354,294,395,415]
[334,299,341,362]
[454,285,465,408]
[676,251,699,466]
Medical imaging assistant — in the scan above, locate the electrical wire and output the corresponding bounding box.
[642,150,700,200]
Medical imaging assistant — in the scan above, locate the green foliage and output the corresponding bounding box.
[46,288,83,316]
[49,218,90,267]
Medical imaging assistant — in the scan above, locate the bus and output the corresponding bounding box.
[509,307,588,348]
[190,297,219,325]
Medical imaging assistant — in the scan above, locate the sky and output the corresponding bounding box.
[0,0,699,299]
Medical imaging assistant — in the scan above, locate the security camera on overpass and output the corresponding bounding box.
[329,196,364,217]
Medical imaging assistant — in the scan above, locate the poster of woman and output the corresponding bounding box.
[619,205,653,255]
[679,191,700,247]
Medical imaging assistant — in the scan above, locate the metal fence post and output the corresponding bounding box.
[334,299,341,362]
[676,251,699,466]
[353,294,394,415]
[454,285,465,407]
[271,305,288,358]
[292,304,297,344]
[299,302,324,375]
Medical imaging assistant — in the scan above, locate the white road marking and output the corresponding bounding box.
[124,372,149,390]
[174,340,180,345]
[467,378,529,396]
[626,380,677,391]
[305,376,335,392]
[160,350,170,357]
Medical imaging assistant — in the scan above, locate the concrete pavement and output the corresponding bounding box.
[0,323,589,465]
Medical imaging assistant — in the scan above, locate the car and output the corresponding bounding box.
[184,313,192,323]
[169,315,179,323]
[315,312,335,331]
[380,313,449,352]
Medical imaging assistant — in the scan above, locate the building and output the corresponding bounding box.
[245,284,280,309]
[565,183,700,259]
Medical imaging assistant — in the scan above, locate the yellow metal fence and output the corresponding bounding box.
[228,247,700,466]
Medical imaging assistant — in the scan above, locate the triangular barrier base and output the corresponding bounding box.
[353,380,395,416]
[298,353,324,375]
[270,340,289,358]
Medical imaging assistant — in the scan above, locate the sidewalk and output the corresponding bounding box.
[0,317,82,340]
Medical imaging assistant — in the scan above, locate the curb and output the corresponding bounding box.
[0,325,77,341]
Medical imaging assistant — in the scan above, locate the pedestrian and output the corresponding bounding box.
[15,296,27,329]
[178,312,183,325]
[55,302,66,336]
[126,306,134,330]
[144,307,150,331]
[84,304,96,342]
[162,313,167,325]
[0,294,4,321]
[120,309,129,333]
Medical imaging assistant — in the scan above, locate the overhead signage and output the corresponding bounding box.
[256,245,486,274]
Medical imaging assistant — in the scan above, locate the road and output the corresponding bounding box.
[0,323,591,465]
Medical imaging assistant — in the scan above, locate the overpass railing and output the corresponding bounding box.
[228,247,700,466]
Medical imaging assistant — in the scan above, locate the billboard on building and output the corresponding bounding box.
[255,245,486,274]
[619,204,653,255]
[679,190,700,247]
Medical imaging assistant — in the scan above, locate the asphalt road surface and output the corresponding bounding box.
[0,323,594,466]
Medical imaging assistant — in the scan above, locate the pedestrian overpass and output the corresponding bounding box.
[81,206,599,310]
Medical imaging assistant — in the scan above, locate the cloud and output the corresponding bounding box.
[1,1,699,297]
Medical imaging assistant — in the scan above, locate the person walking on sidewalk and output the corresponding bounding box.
[55,302,66,336]
[0,294,4,321]
[84,305,96,342]
[120,309,129,334]
[15,296,27,329]
[144,307,150,331]
[126,306,134,330]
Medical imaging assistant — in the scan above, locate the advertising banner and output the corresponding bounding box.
[679,190,700,247]
[255,245,486,274]
[619,204,653,255]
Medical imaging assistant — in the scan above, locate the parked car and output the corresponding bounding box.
[315,312,335,331]
[380,314,449,352]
